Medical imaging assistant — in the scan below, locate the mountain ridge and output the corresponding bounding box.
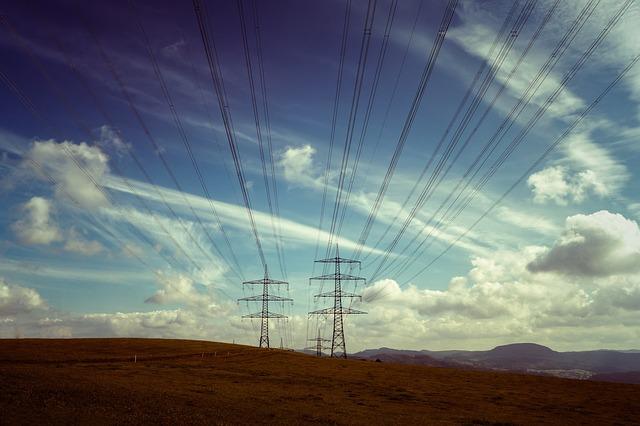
[353,343,640,383]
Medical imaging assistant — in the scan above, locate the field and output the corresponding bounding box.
[1,339,639,425]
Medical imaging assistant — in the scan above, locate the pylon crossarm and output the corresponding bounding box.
[242,278,289,285]
[238,294,293,302]
[242,312,288,319]
[309,307,367,315]
[309,273,366,281]
[314,290,362,299]
[314,257,361,264]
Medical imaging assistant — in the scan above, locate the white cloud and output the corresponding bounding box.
[448,1,586,120]
[145,272,215,308]
[63,227,105,256]
[527,166,570,204]
[527,165,608,205]
[22,139,110,209]
[25,309,204,339]
[561,132,628,195]
[97,125,130,155]
[336,210,640,351]
[279,144,322,189]
[528,210,640,276]
[11,197,106,256]
[11,196,62,245]
[495,206,560,236]
[103,174,383,255]
[0,277,46,316]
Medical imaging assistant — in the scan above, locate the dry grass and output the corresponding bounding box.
[1,338,639,425]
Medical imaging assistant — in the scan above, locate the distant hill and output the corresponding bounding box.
[351,348,448,367]
[354,343,640,383]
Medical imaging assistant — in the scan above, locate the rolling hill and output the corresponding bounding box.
[1,339,640,424]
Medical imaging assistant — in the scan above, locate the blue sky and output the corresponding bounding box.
[1,0,640,351]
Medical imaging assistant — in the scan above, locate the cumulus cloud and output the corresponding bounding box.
[279,144,321,189]
[11,197,106,256]
[527,166,608,205]
[527,211,640,276]
[357,245,640,350]
[11,196,62,245]
[145,272,215,308]
[22,139,110,208]
[0,277,46,316]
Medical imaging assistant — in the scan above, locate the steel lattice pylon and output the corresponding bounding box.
[238,267,291,348]
[309,245,367,358]
[305,328,331,357]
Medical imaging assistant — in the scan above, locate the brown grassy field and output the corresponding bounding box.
[1,338,639,425]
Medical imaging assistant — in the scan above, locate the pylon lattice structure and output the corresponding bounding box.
[309,245,367,358]
[305,328,331,357]
[238,267,292,349]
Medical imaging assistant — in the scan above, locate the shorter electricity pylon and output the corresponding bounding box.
[309,245,366,358]
[306,328,331,357]
[238,267,292,348]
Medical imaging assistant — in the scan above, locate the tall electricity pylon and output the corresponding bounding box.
[239,267,291,348]
[306,328,331,357]
[309,245,366,358]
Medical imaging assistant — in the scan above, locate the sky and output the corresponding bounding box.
[1,0,640,352]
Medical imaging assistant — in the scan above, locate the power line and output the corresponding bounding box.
[368,0,537,280]
[382,0,606,282]
[324,0,378,257]
[129,0,246,280]
[351,0,458,261]
[366,0,424,164]
[360,0,523,263]
[193,0,268,271]
[0,65,239,305]
[1,19,206,275]
[379,0,562,279]
[366,0,635,303]
[251,0,288,281]
[334,0,398,243]
[237,0,287,279]
[312,0,352,274]
[399,51,640,289]
[82,19,229,275]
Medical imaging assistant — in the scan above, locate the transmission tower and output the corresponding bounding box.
[309,245,366,358]
[238,267,292,348]
[306,328,331,357]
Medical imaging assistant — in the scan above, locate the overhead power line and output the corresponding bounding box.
[312,0,352,272]
[352,0,459,260]
[386,0,620,282]
[324,0,378,257]
[368,0,537,280]
[334,0,398,242]
[129,0,245,279]
[366,0,636,303]
[251,0,288,280]
[193,0,268,271]
[361,0,524,263]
